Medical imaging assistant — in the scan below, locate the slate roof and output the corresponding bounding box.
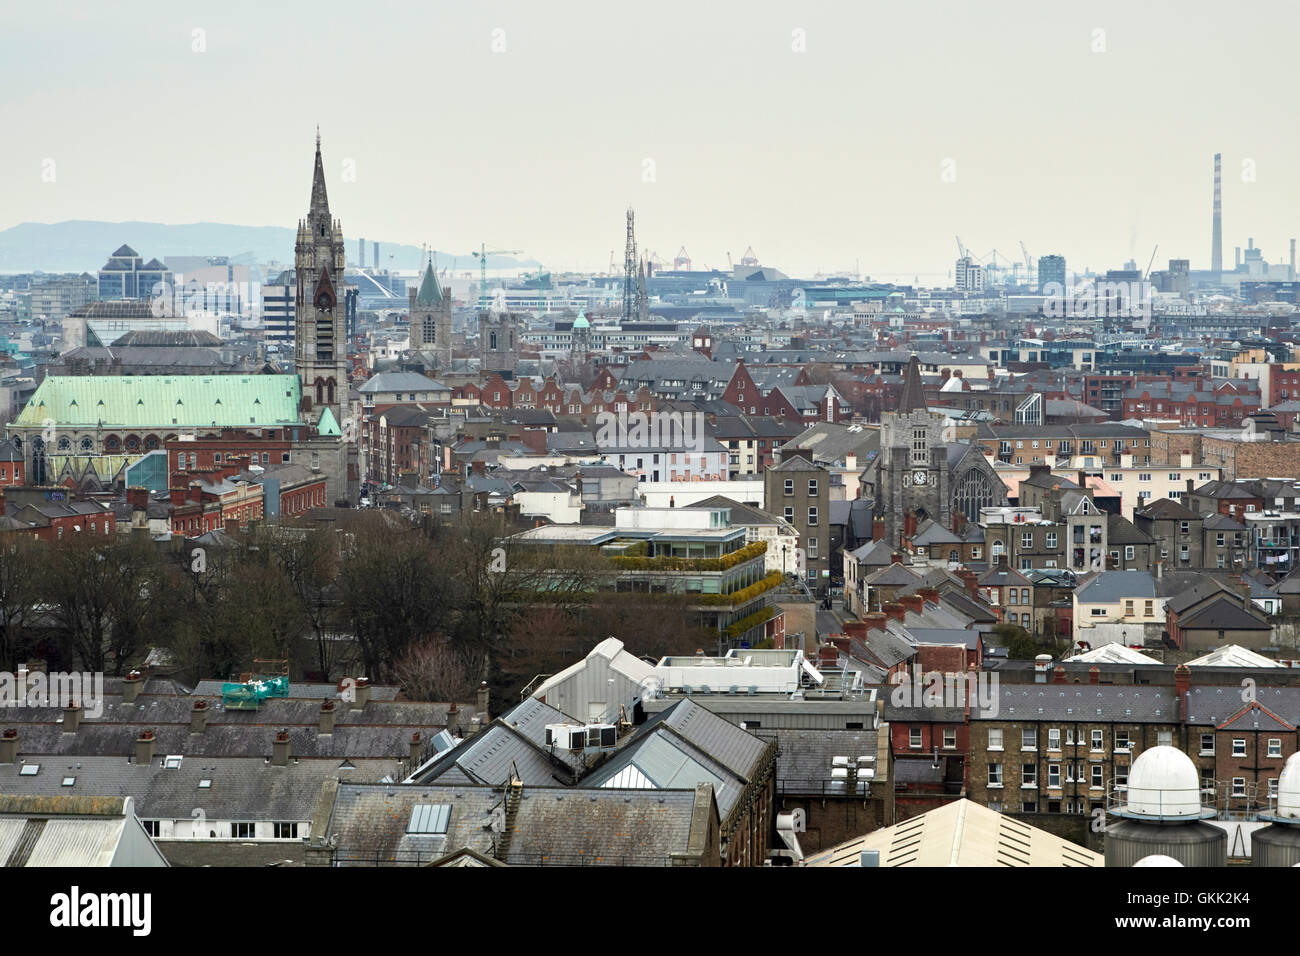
[757,729,877,791]
[981,684,1177,722]
[1178,596,1270,630]
[1074,571,1157,603]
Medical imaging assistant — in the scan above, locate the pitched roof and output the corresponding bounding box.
[896,355,928,414]
[414,260,444,306]
[805,799,1102,867]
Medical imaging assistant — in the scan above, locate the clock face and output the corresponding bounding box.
[913,470,928,485]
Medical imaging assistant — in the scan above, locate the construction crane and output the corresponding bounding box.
[955,236,967,260]
[472,244,522,309]
[1144,244,1159,281]
[1020,240,1034,287]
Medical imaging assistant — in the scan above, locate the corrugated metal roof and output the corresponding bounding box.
[805,799,1102,867]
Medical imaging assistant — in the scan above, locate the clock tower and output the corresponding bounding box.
[877,355,948,545]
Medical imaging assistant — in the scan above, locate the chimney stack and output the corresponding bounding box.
[0,729,16,763]
[477,681,491,723]
[409,732,423,766]
[882,602,907,622]
[1052,665,1067,684]
[446,702,460,737]
[190,699,209,734]
[135,729,156,766]
[319,699,336,735]
[272,729,291,766]
[62,701,81,734]
[123,670,144,704]
[1175,663,1191,720]
[900,594,923,615]
[349,676,371,710]
[1088,666,1100,685]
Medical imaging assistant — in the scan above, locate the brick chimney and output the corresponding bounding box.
[188,481,203,503]
[477,681,491,723]
[843,620,868,640]
[0,729,16,763]
[190,699,209,734]
[1174,663,1190,720]
[882,603,907,622]
[1034,654,1052,683]
[918,588,940,606]
[122,669,144,704]
[890,551,903,565]
[863,612,889,632]
[135,729,156,765]
[1088,666,1100,685]
[409,732,423,766]
[272,729,291,766]
[62,701,81,733]
[126,486,149,512]
[1052,665,1067,684]
[446,702,460,737]
[818,645,839,666]
[900,594,923,615]
[956,569,979,599]
[319,699,336,735]
[169,487,187,506]
[872,519,886,542]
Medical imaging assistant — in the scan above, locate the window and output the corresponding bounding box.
[1090,765,1103,789]
[989,763,1003,787]
[1046,532,1057,549]
[1125,545,1135,560]
[807,537,818,559]
[1048,728,1060,750]
[1157,730,1172,747]
[1144,600,1154,617]
[1021,729,1036,751]
[943,729,956,749]
[1200,734,1215,755]
[1048,764,1061,788]
[988,729,1003,750]
[143,820,161,838]
[407,803,451,834]
[274,822,299,839]
[1233,738,1246,757]
[1022,764,1037,787]
[909,728,922,749]
[1268,738,1282,757]
[1091,730,1103,751]
[1115,731,1130,752]
[808,507,818,526]
[808,479,818,496]
[1021,532,1032,549]
[784,479,793,496]
[231,822,256,839]
[1232,777,1246,797]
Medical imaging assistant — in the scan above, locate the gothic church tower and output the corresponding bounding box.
[409,255,452,369]
[295,130,349,425]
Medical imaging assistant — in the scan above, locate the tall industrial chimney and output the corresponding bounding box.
[358,237,365,268]
[1290,239,1295,280]
[1211,153,1222,275]
[373,241,379,269]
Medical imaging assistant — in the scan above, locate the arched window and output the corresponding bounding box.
[490,332,498,350]
[952,468,997,523]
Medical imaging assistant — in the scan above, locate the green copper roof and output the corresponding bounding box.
[317,405,341,436]
[415,261,443,306]
[11,375,302,429]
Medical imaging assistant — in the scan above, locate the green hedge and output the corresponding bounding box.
[725,605,776,639]
[697,571,784,607]
[610,539,767,572]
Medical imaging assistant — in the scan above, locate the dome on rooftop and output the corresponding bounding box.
[1277,752,1300,819]
[1133,854,1184,867]
[572,312,589,329]
[1125,746,1203,818]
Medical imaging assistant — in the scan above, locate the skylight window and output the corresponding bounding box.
[164,755,182,769]
[407,803,450,834]
[62,777,75,787]
[199,779,211,789]
[19,764,38,776]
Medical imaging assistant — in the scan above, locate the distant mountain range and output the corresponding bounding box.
[0,221,538,275]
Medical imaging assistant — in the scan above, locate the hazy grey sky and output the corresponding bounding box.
[3,0,1297,280]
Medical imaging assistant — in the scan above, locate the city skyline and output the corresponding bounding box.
[3,1,1299,280]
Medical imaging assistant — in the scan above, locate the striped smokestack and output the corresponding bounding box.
[1211,153,1223,275]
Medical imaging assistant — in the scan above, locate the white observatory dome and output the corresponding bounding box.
[1125,745,1203,818]
[1134,854,1184,867]
[1277,752,1300,819]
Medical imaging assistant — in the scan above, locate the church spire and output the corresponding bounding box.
[897,354,928,414]
[309,128,330,220]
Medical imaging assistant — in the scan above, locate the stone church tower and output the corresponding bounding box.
[479,307,519,376]
[295,130,349,425]
[877,355,949,545]
[409,256,452,368]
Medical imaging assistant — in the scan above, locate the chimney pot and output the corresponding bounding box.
[62,702,81,734]
[135,729,156,766]
[272,729,291,766]
[319,699,336,735]
[477,681,491,723]
[123,670,144,704]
